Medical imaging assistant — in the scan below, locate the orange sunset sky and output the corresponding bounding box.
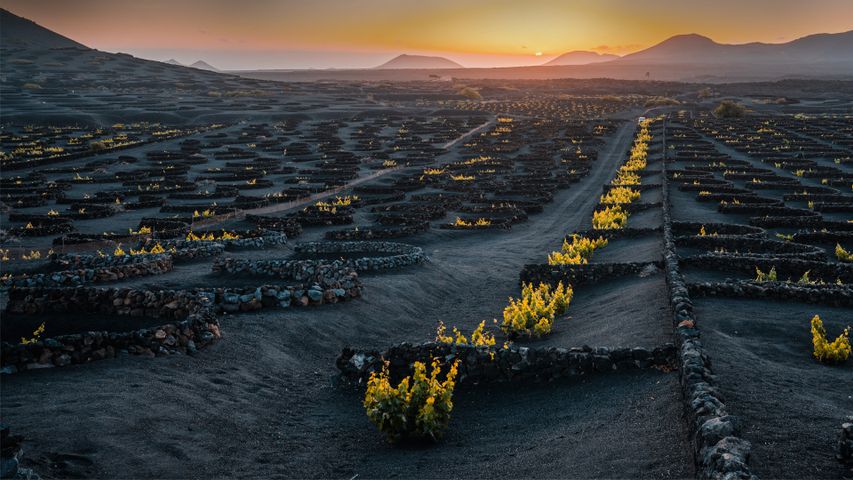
[2,0,852,69]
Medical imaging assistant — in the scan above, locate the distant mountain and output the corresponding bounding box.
[165,59,184,66]
[190,60,220,72]
[375,54,463,69]
[241,30,853,82]
[544,51,619,66]
[3,6,852,84]
[0,8,87,49]
[615,31,853,65]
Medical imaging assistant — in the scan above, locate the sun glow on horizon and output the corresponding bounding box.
[1,0,852,69]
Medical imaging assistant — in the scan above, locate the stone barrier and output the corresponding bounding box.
[676,235,825,260]
[661,122,757,480]
[569,227,661,241]
[1,287,221,373]
[672,222,764,238]
[1,255,172,288]
[293,241,426,272]
[687,280,853,307]
[325,221,429,240]
[212,281,362,312]
[840,421,853,472]
[0,424,39,480]
[681,255,853,284]
[152,229,286,252]
[337,342,676,385]
[519,261,662,288]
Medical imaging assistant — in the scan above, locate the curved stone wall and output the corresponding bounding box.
[1,287,221,373]
[293,241,426,271]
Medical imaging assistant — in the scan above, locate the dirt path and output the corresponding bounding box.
[192,117,496,228]
[441,118,494,150]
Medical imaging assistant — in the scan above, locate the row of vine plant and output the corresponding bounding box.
[360,119,656,444]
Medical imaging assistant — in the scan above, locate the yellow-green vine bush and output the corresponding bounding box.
[364,358,460,443]
[609,120,651,187]
[611,170,641,186]
[20,322,45,345]
[592,206,629,230]
[600,186,640,205]
[810,315,851,363]
[548,235,608,265]
[435,320,496,347]
[755,266,777,282]
[836,244,853,263]
[501,282,572,338]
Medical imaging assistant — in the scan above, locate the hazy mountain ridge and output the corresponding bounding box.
[229,30,853,81]
[616,32,853,64]
[375,54,464,69]
[190,60,220,71]
[544,51,620,66]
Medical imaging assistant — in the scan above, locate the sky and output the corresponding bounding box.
[2,0,852,69]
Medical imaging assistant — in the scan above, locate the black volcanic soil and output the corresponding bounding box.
[304,370,687,479]
[539,273,673,350]
[694,298,852,480]
[0,121,694,479]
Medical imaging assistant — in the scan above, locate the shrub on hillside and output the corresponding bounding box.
[643,96,680,108]
[457,86,482,100]
[697,87,716,99]
[714,100,747,118]
[89,140,108,151]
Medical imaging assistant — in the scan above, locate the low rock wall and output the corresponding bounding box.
[1,255,172,288]
[519,261,662,288]
[337,342,676,385]
[661,123,757,480]
[688,280,853,307]
[294,241,426,271]
[1,287,220,372]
